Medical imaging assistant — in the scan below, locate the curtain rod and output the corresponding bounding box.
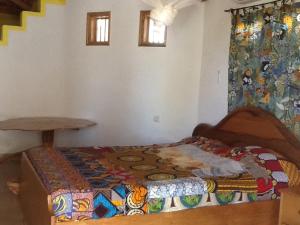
[224,0,288,13]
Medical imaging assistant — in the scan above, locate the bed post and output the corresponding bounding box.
[19,152,54,225]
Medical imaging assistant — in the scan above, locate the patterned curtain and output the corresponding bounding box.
[228,2,300,139]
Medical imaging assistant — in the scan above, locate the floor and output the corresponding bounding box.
[0,157,24,225]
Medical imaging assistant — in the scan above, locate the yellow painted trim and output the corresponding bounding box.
[0,0,66,46]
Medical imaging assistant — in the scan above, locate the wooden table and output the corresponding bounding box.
[0,117,96,147]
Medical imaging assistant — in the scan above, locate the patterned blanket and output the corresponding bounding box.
[27,136,299,222]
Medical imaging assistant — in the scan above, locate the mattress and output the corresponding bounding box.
[26,136,300,222]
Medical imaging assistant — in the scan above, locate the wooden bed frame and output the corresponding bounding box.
[20,107,300,225]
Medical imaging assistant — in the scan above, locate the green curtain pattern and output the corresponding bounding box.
[228,3,300,139]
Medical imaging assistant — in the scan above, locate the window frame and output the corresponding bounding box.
[86,11,111,46]
[139,10,167,47]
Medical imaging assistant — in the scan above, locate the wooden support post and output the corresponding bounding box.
[41,130,54,147]
[7,0,31,11]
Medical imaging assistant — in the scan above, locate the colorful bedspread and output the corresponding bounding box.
[27,136,300,222]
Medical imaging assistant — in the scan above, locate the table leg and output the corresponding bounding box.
[41,130,54,147]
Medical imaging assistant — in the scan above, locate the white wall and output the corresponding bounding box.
[57,0,205,146]
[0,0,205,153]
[198,0,233,125]
[0,5,66,153]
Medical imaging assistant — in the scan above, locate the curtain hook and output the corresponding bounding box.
[231,9,236,16]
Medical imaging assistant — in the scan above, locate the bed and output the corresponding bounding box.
[20,107,300,225]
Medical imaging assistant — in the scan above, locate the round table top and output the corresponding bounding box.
[0,117,96,131]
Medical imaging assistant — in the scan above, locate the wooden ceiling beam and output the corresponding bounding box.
[0,5,20,15]
[7,0,31,11]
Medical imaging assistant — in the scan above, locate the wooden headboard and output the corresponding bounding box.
[193,107,300,167]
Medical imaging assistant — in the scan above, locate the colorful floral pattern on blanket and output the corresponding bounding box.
[27,147,94,222]
[228,146,298,199]
[27,136,298,221]
[146,177,207,199]
[148,192,257,214]
[102,140,257,194]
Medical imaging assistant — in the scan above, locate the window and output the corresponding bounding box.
[139,11,167,47]
[86,12,111,46]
